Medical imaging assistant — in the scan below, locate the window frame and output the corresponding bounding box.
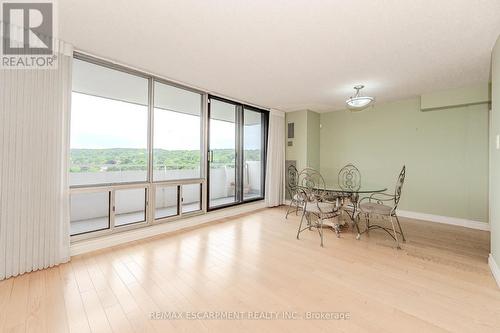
[153,183,181,221]
[151,78,205,183]
[71,53,152,188]
[70,53,207,240]
[114,187,148,228]
[69,187,111,237]
[207,95,269,211]
[151,179,205,224]
[242,105,269,202]
[70,52,267,241]
[70,183,150,241]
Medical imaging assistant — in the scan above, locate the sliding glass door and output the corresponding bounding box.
[208,96,267,210]
[243,107,265,200]
[208,99,239,208]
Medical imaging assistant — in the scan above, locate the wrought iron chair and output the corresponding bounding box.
[337,164,361,227]
[358,166,406,248]
[296,168,340,247]
[285,165,303,218]
[338,164,361,192]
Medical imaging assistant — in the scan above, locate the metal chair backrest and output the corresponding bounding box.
[286,164,299,199]
[394,165,406,207]
[287,164,299,190]
[338,164,361,191]
[297,167,326,202]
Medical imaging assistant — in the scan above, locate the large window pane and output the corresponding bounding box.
[155,185,179,219]
[70,191,110,236]
[115,188,147,227]
[182,183,202,213]
[70,59,149,186]
[243,109,264,200]
[153,81,202,181]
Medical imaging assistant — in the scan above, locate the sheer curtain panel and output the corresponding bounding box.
[265,109,286,207]
[0,41,73,280]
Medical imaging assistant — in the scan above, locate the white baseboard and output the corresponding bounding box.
[70,201,267,256]
[283,200,489,231]
[488,254,500,288]
[397,210,490,231]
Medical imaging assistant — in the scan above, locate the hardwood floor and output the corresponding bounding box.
[0,206,499,333]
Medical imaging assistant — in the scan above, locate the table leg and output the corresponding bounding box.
[351,194,362,239]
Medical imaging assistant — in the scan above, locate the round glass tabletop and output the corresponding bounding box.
[322,184,387,194]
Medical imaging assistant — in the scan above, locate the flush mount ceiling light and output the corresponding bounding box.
[346,85,375,111]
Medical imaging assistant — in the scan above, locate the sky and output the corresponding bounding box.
[70,92,261,150]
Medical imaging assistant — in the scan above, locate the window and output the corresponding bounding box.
[153,81,202,181]
[70,58,149,187]
[182,183,202,213]
[115,188,147,227]
[70,191,110,236]
[70,54,268,239]
[155,185,179,219]
[70,187,147,236]
[70,54,208,239]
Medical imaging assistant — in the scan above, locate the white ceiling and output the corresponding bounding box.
[59,0,500,112]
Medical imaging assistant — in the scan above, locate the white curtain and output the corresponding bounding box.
[265,109,286,207]
[0,41,73,280]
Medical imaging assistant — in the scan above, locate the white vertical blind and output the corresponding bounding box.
[0,41,73,280]
[265,109,286,207]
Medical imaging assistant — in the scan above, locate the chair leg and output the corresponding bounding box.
[389,216,401,249]
[285,200,295,219]
[296,210,306,239]
[319,219,324,247]
[334,217,341,238]
[355,213,362,240]
[395,214,406,242]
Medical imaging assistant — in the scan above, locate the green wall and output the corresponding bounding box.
[319,97,489,222]
[285,110,308,170]
[285,110,321,170]
[490,35,500,265]
[306,111,320,170]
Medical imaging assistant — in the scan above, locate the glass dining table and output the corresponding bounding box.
[320,184,387,236]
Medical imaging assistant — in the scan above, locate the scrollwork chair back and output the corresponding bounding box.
[296,168,340,246]
[338,164,361,192]
[297,167,326,202]
[286,165,299,198]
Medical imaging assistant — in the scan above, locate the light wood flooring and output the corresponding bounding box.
[0,206,499,333]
